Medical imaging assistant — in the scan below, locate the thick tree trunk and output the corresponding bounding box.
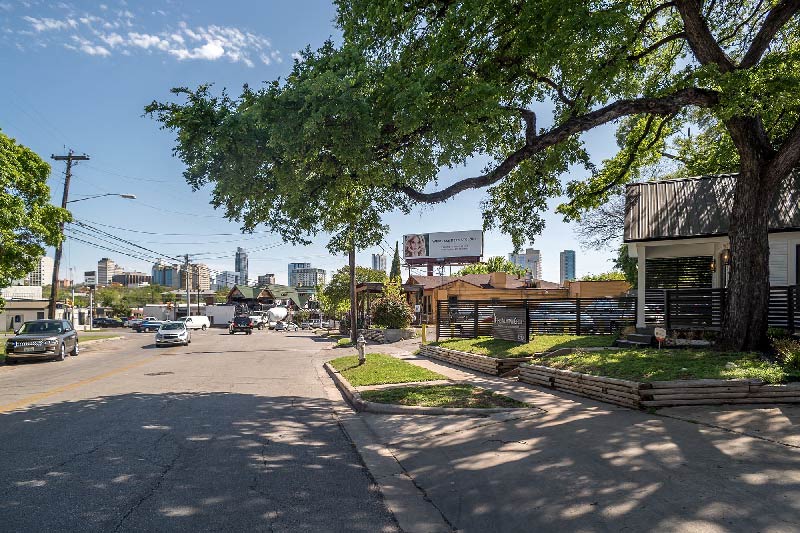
[718,169,773,352]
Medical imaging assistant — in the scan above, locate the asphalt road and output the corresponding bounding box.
[0,328,398,532]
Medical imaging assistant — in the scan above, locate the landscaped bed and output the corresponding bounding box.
[536,348,799,384]
[360,384,528,408]
[433,335,617,359]
[328,353,446,386]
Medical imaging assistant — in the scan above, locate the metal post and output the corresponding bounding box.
[473,301,479,339]
[88,288,93,331]
[524,300,530,342]
[665,290,671,330]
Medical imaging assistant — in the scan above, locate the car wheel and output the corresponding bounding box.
[55,343,66,362]
[201,325,207,331]
[71,341,79,356]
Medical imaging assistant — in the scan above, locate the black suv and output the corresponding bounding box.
[229,316,254,335]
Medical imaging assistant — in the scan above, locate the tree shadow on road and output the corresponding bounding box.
[0,393,398,532]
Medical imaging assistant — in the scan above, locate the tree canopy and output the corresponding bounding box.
[0,131,70,308]
[320,266,387,318]
[579,271,628,282]
[148,1,800,350]
[457,256,526,277]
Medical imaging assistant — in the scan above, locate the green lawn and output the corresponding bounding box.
[536,348,797,383]
[361,384,529,408]
[329,353,446,386]
[336,338,354,348]
[433,335,617,358]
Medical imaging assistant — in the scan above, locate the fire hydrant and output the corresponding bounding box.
[356,332,366,365]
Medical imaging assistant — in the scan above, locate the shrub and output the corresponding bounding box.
[370,280,414,329]
[772,337,800,371]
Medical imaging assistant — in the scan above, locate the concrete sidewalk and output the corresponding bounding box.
[347,342,800,532]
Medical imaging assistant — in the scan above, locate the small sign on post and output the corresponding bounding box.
[654,327,667,349]
[493,308,527,343]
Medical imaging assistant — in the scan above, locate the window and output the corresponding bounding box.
[37,312,45,320]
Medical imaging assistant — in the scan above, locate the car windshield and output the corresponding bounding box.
[160,323,185,331]
[234,317,250,324]
[17,321,62,334]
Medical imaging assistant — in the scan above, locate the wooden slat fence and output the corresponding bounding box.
[436,297,637,340]
[664,285,799,332]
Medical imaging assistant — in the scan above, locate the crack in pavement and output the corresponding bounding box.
[656,411,800,450]
[112,432,182,532]
[248,440,278,533]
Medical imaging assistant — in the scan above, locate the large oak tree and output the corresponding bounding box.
[149,1,800,351]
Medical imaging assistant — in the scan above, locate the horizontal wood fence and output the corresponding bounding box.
[661,285,800,332]
[436,297,637,341]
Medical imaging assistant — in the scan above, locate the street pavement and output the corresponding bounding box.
[0,328,398,532]
[2,331,800,532]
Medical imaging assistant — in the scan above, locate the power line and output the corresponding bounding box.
[74,218,276,237]
[72,221,181,263]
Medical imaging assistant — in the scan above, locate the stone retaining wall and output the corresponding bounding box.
[419,345,529,376]
[519,364,642,408]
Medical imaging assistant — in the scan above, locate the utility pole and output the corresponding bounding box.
[49,151,90,319]
[184,254,191,319]
[349,229,358,343]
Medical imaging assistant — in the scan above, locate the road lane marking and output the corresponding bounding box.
[0,356,160,414]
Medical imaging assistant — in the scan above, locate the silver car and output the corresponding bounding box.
[5,319,79,363]
[155,321,191,347]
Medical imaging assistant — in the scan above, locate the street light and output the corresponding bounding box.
[66,193,136,203]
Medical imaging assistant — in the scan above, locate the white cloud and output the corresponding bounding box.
[0,3,13,12]
[16,9,278,66]
[291,51,303,62]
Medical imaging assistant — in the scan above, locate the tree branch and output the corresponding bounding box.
[502,105,537,144]
[396,88,718,203]
[767,118,800,181]
[528,72,576,107]
[637,2,677,33]
[674,0,736,72]
[627,32,686,61]
[740,0,800,68]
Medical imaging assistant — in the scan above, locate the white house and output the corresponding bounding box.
[625,173,800,328]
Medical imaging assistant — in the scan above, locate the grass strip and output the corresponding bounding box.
[537,348,797,383]
[329,353,445,386]
[361,384,528,408]
[434,335,617,359]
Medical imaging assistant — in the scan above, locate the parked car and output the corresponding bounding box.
[249,313,267,330]
[275,321,299,332]
[300,321,312,330]
[155,321,191,347]
[93,317,124,328]
[310,319,323,328]
[229,316,254,335]
[4,319,79,363]
[181,315,210,331]
[134,320,165,333]
[128,316,158,328]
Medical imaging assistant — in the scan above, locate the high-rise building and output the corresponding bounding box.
[257,274,276,286]
[288,263,311,286]
[215,271,240,289]
[180,263,211,291]
[152,261,181,288]
[15,256,54,286]
[235,247,249,285]
[371,253,387,273]
[292,267,326,288]
[560,250,576,285]
[112,272,152,287]
[508,248,542,280]
[97,258,117,286]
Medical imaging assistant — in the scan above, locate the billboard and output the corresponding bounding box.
[403,230,483,260]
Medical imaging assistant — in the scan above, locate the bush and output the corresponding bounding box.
[370,292,415,329]
[772,337,800,371]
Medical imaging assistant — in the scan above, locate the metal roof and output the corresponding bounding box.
[624,173,800,242]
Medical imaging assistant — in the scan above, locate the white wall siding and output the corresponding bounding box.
[769,241,789,286]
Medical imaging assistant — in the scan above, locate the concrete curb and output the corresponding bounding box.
[323,362,528,416]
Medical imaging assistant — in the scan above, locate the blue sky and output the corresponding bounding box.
[1,0,619,285]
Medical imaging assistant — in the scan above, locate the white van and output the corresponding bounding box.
[182,315,210,331]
